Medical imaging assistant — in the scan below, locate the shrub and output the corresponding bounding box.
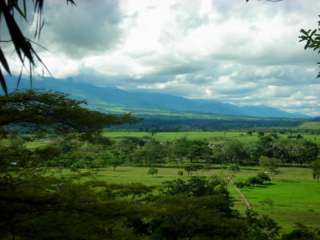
[178,170,183,176]
[228,164,240,173]
[257,172,271,182]
[148,167,158,177]
[234,180,245,188]
[245,176,263,186]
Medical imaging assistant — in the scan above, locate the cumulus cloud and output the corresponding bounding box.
[2,0,320,116]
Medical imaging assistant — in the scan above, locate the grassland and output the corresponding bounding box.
[228,166,320,233]
[102,131,320,144]
[298,121,320,129]
[47,164,320,234]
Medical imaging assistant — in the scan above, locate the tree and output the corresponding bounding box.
[148,127,157,136]
[258,131,265,138]
[245,176,264,186]
[147,167,158,177]
[0,0,76,94]
[183,163,203,177]
[228,164,240,173]
[247,130,253,136]
[0,89,141,142]
[259,156,280,180]
[310,159,320,183]
[222,139,247,164]
[108,158,123,171]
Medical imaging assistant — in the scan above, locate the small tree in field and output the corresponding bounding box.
[183,164,203,177]
[310,160,320,183]
[93,159,105,171]
[228,164,240,173]
[259,156,280,180]
[148,167,158,177]
[108,158,123,171]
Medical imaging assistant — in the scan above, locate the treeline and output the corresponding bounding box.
[10,134,318,170]
[106,115,306,131]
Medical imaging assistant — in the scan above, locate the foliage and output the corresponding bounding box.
[281,222,320,240]
[183,163,203,176]
[244,209,282,240]
[0,89,141,142]
[228,163,240,173]
[256,172,271,182]
[299,16,320,78]
[108,158,123,171]
[0,0,77,94]
[147,167,158,177]
[245,176,264,186]
[222,139,247,163]
[259,156,280,180]
[234,180,246,188]
[177,170,183,176]
[310,159,320,183]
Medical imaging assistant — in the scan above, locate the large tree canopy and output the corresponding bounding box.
[0,88,141,141]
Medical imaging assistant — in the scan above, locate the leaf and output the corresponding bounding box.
[0,48,11,75]
[0,0,34,64]
[0,69,8,95]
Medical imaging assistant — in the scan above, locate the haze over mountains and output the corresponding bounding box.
[3,77,309,118]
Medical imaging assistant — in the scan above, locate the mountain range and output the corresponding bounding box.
[1,77,310,118]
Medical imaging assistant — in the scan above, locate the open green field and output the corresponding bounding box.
[49,164,320,234]
[229,166,320,233]
[298,121,320,129]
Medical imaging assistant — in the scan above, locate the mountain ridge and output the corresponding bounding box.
[1,77,310,118]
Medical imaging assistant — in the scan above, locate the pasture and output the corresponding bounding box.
[50,164,320,233]
[228,166,320,233]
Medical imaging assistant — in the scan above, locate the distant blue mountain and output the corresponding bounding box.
[1,77,310,118]
[193,99,309,118]
[130,92,239,115]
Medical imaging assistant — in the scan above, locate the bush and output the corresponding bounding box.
[178,170,183,176]
[148,167,158,177]
[234,180,245,188]
[245,176,263,186]
[257,172,271,182]
[228,164,240,173]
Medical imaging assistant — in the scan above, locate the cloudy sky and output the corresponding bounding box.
[2,0,320,116]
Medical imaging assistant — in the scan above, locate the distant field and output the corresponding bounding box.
[102,132,320,144]
[298,122,320,129]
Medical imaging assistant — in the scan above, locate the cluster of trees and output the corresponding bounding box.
[235,172,271,188]
[104,119,317,133]
[15,130,318,172]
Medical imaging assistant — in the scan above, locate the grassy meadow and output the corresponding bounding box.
[228,165,320,233]
[47,163,320,234]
